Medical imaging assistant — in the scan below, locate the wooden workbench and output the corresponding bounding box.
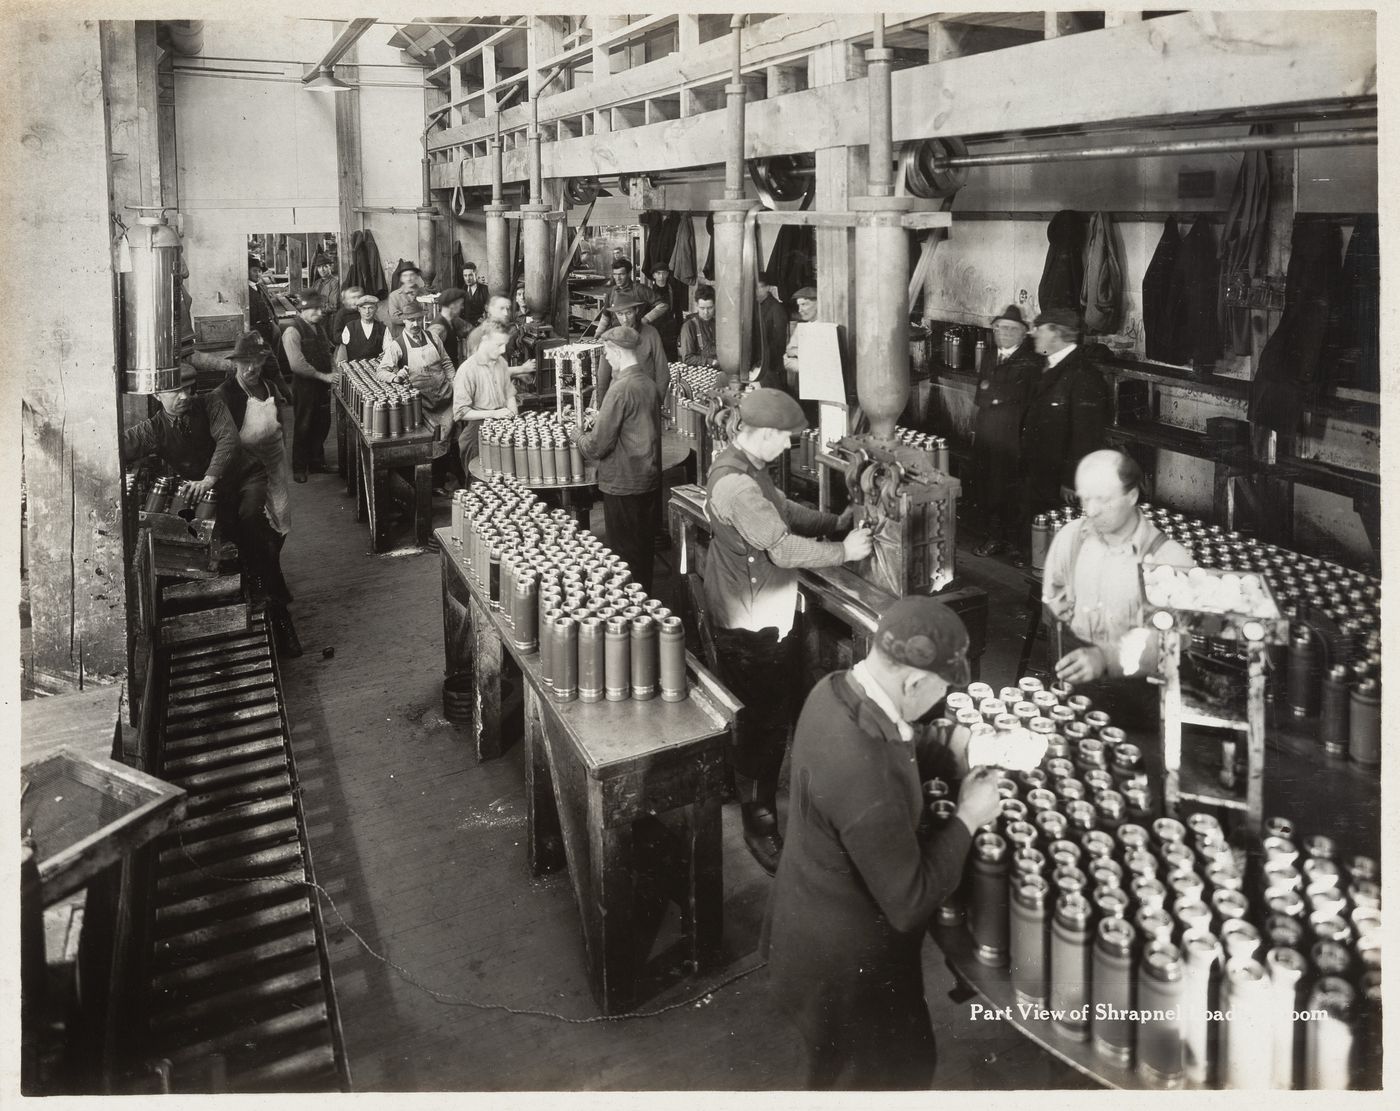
[667,484,989,682]
[436,527,739,1014]
[332,390,449,553]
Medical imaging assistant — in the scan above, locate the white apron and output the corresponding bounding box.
[239,384,292,535]
[400,334,455,436]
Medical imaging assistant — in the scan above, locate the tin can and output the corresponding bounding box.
[970,832,1011,967]
[1266,946,1305,1089]
[1049,893,1092,1041]
[1304,976,1355,1089]
[1010,874,1052,1007]
[659,616,687,702]
[1091,916,1137,1065]
[1136,940,1185,1088]
[630,616,659,700]
[577,617,605,703]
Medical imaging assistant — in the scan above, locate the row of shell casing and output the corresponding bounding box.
[668,364,720,440]
[479,412,586,484]
[451,474,688,703]
[1289,629,1381,769]
[142,476,217,520]
[338,359,424,439]
[926,674,1381,1090]
[893,425,951,473]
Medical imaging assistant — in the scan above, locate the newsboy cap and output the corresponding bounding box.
[1033,308,1081,331]
[874,596,972,686]
[793,287,818,302]
[600,325,640,349]
[738,387,807,432]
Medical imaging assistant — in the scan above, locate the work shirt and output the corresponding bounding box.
[704,445,843,637]
[281,317,332,379]
[121,394,241,486]
[596,323,670,404]
[387,285,426,326]
[1042,513,1194,677]
[312,275,341,311]
[679,314,717,365]
[577,365,661,496]
[465,316,530,364]
[378,328,455,417]
[602,279,657,323]
[453,351,514,421]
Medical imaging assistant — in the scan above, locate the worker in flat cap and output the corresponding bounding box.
[645,259,690,361]
[378,302,457,490]
[327,283,365,352]
[971,304,1040,558]
[279,290,336,482]
[704,388,873,873]
[576,324,664,593]
[781,285,820,393]
[1017,307,1110,566]
[765,596,1002,1090]
[428,286,471,368]
[594,292,669,406]
[752,270,790,392]
[335,293,385,364]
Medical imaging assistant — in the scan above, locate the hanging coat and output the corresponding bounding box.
[669,216,698,285]
[1141,218,1181,362]
[1038,211,1086,313]
[348,230,388,299]
[1162,218,1222,370]
[1218,130,1271,355]
[771,225,817,305]
[702,212,715,282]
[1080,212,1124,335]
[1325,214,1378,391]
[1249,218,1342,432]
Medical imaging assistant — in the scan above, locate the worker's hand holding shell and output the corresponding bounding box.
[955,766,1003,832]
[841,526,874,562]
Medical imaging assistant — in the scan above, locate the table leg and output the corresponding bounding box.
[441,555,472,679]
[1016,580,1042,676]
[587,789,637,1015]
[414,462,433,548]
[354,440,368,523]
[678,794,723,972]
[470,594,505,761]
[362,442,386,555]
[345,427,358,500]
[335,406,347,479]
[524,685,566,875]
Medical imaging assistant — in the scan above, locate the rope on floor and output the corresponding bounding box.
[174,827,767,1024]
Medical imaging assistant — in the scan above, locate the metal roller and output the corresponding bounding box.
[899,137,969,200]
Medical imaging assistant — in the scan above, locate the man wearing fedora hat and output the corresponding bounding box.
[387,262,427,327]
[600,257,657,329]
[280,291,336,482]
[765,596,1003,1088]
[705,388,872,873]
[971,304,1039,558]
[594,295,669,406]
[1018,307,1110,565]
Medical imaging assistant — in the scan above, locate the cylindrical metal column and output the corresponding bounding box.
[521,206,551,317]
[867,19,894,197]
[854,206,910,441]
[485,206,510,298]
[417,206,438,286]
[724,83,748,200]
[710,204,751,377]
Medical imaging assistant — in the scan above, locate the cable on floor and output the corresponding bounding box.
[173,825,767,1024]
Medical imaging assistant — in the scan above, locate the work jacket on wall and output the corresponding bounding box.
[1020,346,1110,488]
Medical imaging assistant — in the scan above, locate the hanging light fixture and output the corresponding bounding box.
[303,65,352,92]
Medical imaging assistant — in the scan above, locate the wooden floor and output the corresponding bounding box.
[275,448,1094,1091]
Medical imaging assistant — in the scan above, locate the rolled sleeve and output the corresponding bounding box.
[711,474,846,569]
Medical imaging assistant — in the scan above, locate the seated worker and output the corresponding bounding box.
[678,285,718,366]
[1042,449,1194,729]
[122,363,301,655]
[576,325,663,595]
[378,304,455,437]
[594,295,669,406]
[971,305,1039,557]
[766,597,1002,1090]
[705,388,873,873]
[387,263,426,326]
[453,323,518,477]
[335,293,385,364]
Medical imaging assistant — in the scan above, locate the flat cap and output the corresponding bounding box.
[739,387,806,432]
[436,287,466,309]
[793,286,818,301]
[1034,307,1081,331]
[355,293,380,307]
[230,330,270,362]
[600,325,640,349]
[991,304,1027,327]
[874,596,972,685]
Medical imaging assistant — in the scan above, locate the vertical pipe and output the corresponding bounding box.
[711,209,749,375]
[854,214,910,439]
[723,16,747,200]
[867,15,893,197]
[485,120,510,298]
[528,91,543,205]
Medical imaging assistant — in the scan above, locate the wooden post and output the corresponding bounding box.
[19,21,129,690]
[334,32,364,286]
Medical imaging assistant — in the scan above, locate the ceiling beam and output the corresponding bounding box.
[304,17,376,80]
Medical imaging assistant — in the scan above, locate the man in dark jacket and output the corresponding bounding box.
[280,292,336,482]
[765,596,1002,1089]
[644,261,689,360]
[971,304,1039,556]
[577,325,663,594]
[1017,308,1109,565]
[705,389,872,872]
[752,270,790,392]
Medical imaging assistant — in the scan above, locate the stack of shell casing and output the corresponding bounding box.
[924,673,1381,1090]
[450,474,688,703]
[337,358,424,439]
[479,411,587,485]
[668,363,720,441]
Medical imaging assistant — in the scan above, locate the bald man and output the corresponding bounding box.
[1042,449,1194,727]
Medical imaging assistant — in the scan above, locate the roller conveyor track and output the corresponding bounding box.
[137,614,350,1093]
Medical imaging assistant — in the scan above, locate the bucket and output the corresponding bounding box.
[442,672,474,725]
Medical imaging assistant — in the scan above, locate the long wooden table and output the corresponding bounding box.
[436,527,740,1014]
[668,484,989,681]
[332,390,449,553]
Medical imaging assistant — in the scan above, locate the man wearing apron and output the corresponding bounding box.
[216,332,302,657]
[379,303,458,493]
